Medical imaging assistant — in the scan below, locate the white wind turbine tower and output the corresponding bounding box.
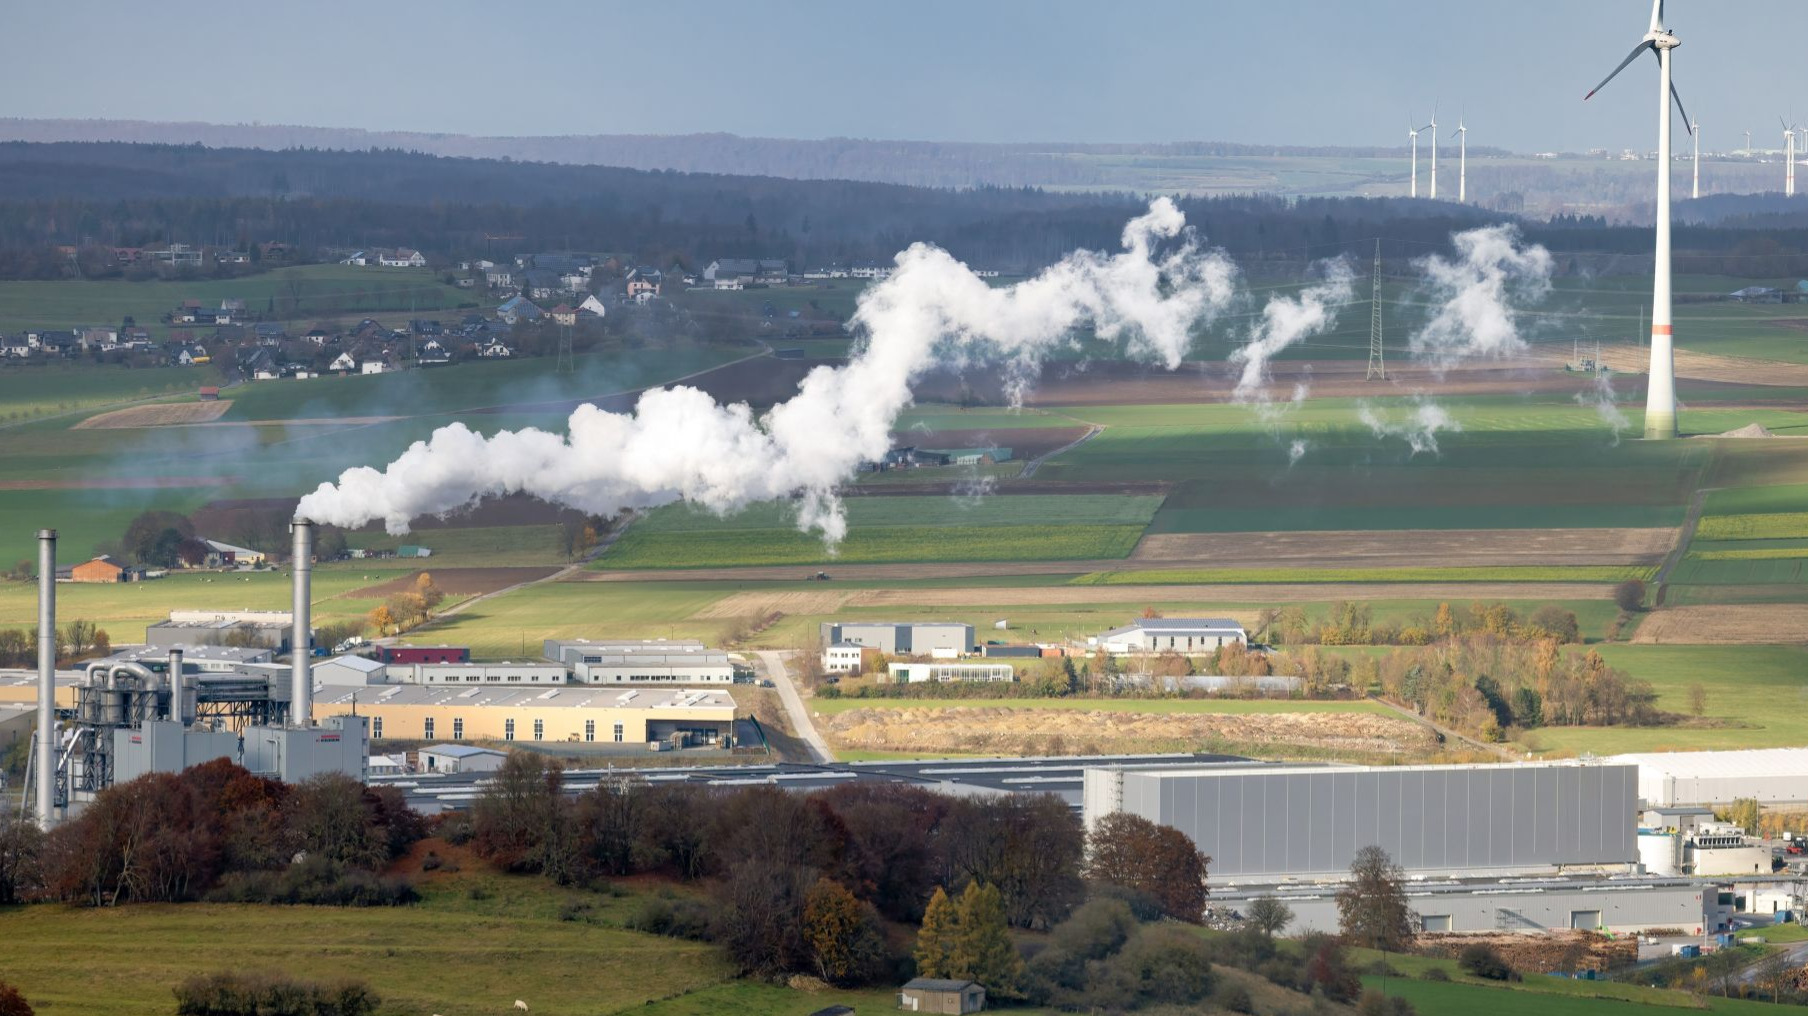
[1585,0,1691,440]
[1691,120,1700,199]
[1427,106,1440,199]
[1782,118,1797,197]
[1407,121,1421,197]
[1452,117,1469,203]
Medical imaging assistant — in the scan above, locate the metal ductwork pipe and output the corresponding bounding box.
[35,529,55,828]
[290,519,313,728]
[167,648,185,724]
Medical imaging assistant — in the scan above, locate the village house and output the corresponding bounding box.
[578,293,609,318]
[626,267,664,302]
[477,337,515,359]
[377,248,428,268]
[548,304,578,327]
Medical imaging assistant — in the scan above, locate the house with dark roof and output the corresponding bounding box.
[520,269,560,301]
[496,296,543,325]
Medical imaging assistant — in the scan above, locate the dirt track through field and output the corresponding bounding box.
[73,400,231,428]
[1631,604,1808,645]
[1132,528,1678,567]
[349,567,561,599]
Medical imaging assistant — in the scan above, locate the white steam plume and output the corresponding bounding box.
[1229,259,1355,405]
[298,199,1239,538]
[1287,439,1309,467]
[1357,397,1462,456]
[1411,224,1553,370]
[1575,370,1630,442]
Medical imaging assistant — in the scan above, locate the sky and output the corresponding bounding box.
[2,0,1802,154]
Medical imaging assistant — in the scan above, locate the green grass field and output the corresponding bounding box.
[1523,644,1808,754]
[599,494,1164,569]
[0,362,203,422]
[408,581,746,658]
[1695,513,1808,541]
[0,264,473,335]
[0,569,395,636]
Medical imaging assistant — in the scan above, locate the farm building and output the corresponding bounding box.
[922,446,1012,465]
[820,622,974,657]
[1094,618,1246,654]
[1217,876,1722,936]
[887,662,1015,684]
[418,744,506,774]
[380,645,471,665]
[312,685,738,747]
[69,556,130,583]
[1607,748,1808,808]
[822,642,865,674]
[1083,760,1638,881]
[898,978,986,1014]
[542,639,736,684]
[202,540,266,566]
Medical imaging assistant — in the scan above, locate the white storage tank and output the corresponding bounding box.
[1638,828,1682,876]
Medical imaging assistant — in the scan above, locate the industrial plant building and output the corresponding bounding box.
[887,661,1016,683]
[1609,748,1808,808]
[1218,877,1722,936]
[145,617,295,651]
[311,684,737,748]
[1093,618,1247,654]
[542,638,737,684]
[819,621,974,657]
[1083,760,1638,881]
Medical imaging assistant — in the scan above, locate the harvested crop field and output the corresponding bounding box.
[1130,527,1676,568]
[890,426,1091,462]
[1537,342,1808,387]
[691,590,850,619]
[1630,604,1808,644]
[818,705,1438,762]
[349,567,559,599]
[73,400,230,428]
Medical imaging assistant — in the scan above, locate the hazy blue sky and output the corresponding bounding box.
[2,0,1801,153]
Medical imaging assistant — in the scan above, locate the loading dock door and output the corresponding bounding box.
[1570,910,1602,930]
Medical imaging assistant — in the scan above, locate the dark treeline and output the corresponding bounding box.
[0,759,421,907]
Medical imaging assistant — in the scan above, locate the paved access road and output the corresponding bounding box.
[754,650,834,763]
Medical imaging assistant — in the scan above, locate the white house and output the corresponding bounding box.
[339,251,369,266]
[328,351,357,372]
[886,662,1015,683]
[377,248,427,268]
[418,744,507,774]
[579,294,608,318]
[477,338,514,359]
[822,642,865,675]
[361,360,387,375]
[1093,618,1247,654]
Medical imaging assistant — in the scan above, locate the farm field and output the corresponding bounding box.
[342,524,579,568]
[0,263,472,335]
[1359,974,1774,1016]
[599,494,1164,569]
[814,696,1436,763]
[1074,565,1653,584]
[0,362,201,422]
[405,580,752,658]
[1522,644,1808,755]
[0,569,400,634]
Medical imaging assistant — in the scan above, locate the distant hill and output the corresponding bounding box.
[0,117,1514,192]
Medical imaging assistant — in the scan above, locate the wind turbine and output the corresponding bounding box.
[1782,118,1797,197]
[1744,129,1752,155]
[1427,106,1440,199]
[1452,117,1469,203]
[1407,121,1421,197]
[1691,120,1700,199]
[1585,0,1691,440]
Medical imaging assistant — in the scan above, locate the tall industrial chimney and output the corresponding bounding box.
[290,519,313,728]
[35,530,55,828]
[167,648,186,724]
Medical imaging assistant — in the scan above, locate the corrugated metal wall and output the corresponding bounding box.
[1118,764,1636,877]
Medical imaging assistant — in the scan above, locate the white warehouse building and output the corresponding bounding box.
[1609,748,1808,808]
[887,662,1015,683]
[1094,618,1246,654]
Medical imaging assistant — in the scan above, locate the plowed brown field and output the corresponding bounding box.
[74,401,231,428]
[1631,604,1808,644]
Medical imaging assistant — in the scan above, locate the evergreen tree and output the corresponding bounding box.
[914,885,959,978]
[952,881,1023,993]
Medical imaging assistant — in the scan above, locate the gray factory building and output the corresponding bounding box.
[1084,761,1638,880]
[542,638,737,685]
[1218,877,1721,935]
[819,621,974,657]
[145,618,296,651]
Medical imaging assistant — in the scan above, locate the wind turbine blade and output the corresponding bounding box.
[1650,0,1664,33]
[1671,83,1691,134]
[1585,41,1654,100]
